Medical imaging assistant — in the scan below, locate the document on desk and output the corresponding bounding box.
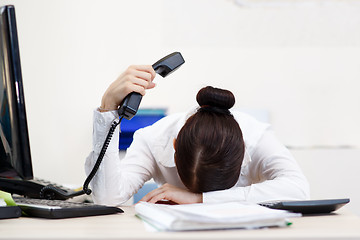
[135,201,301,231]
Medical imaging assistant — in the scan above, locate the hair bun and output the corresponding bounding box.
[196,86,235,110]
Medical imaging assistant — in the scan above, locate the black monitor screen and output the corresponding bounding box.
[0,5,33,180]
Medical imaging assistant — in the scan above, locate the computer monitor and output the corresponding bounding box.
[0,5,33,180]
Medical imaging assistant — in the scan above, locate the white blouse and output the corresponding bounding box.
[85,108,310,206]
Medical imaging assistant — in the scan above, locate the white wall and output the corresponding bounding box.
[292,148,360,216]
[2,0,360,213]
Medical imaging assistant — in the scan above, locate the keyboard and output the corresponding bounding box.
[13,196,123,219]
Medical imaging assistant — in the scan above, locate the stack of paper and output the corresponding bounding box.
[135,201,301,231]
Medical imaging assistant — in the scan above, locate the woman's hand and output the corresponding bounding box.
[100,65,156,112]
[140,183,203,204]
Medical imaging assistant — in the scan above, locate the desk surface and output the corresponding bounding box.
[1,206,360,240]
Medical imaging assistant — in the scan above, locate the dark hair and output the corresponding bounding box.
[175,86,245,193]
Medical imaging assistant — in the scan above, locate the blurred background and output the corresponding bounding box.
[2,0,360,214]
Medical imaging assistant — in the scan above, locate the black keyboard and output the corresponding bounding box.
[13,196,123,219]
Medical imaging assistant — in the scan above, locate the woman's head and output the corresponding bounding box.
[174,86,245,193]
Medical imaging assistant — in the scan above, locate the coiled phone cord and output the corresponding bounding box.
[40,116,123,200]
[82,116,124,195]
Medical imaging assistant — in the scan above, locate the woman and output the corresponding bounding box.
[85,65,310,206]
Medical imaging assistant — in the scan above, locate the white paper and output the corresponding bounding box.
[135,201,300,231]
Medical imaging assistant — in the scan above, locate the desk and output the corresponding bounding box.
[1,207,360,240]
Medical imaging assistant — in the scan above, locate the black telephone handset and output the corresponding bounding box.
[118,52,185,120]
[40,52,185,200]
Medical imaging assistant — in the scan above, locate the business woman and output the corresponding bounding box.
[85,65,310,206]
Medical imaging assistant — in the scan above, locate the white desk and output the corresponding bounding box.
[1,207,360,240]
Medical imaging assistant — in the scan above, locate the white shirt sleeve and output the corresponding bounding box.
[202,129,310,204]
[84,109,156,206]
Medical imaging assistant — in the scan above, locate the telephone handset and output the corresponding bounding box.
[39,52,185,200]
[118,52,185,120]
